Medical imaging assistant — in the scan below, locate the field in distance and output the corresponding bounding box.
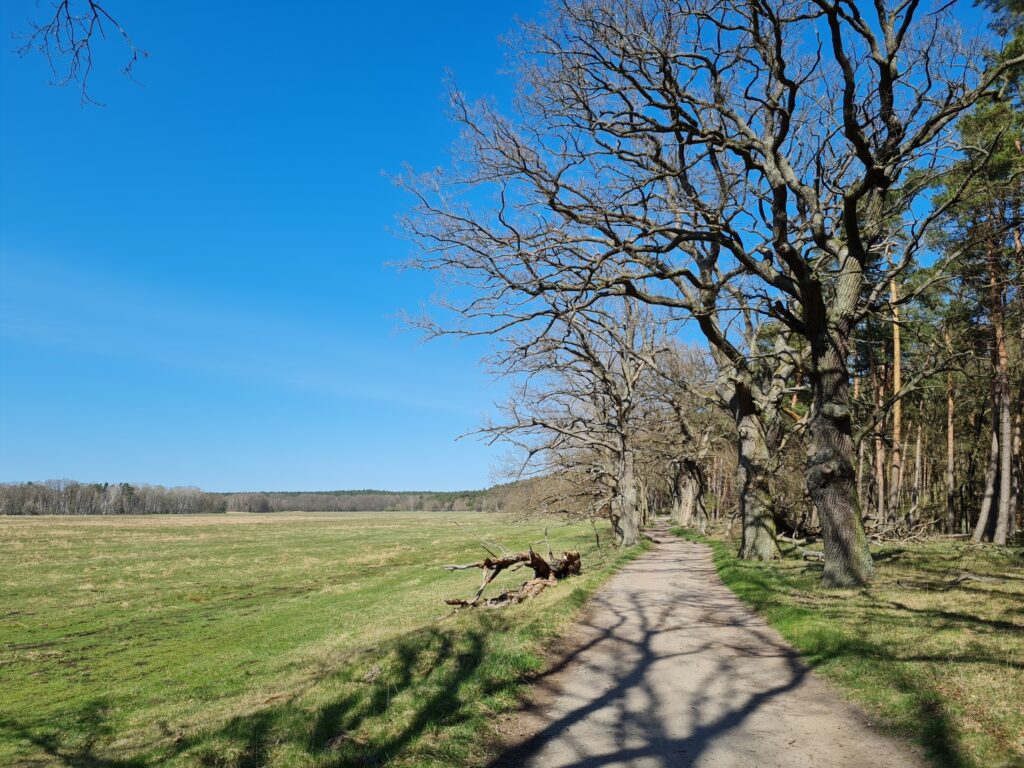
[0,511,619,767]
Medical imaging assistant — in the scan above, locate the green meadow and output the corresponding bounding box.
[0,512,630,767]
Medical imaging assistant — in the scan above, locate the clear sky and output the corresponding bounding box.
[0,1,546,492]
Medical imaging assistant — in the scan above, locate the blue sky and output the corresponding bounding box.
[0,1,546,491]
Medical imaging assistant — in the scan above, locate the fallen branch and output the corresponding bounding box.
[945,571,1005,588]
[441,542,581,609]
[446,576,557,608]
[868,517,943,543]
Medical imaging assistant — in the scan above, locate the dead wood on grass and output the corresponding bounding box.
[442,546,581,609]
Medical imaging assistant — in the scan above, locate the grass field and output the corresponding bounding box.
[0,512,633,767]
[677,530,1024,768]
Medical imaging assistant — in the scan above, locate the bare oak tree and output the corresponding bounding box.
[405,0,1020,585]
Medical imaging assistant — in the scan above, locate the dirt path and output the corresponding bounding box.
[491,525,925,768]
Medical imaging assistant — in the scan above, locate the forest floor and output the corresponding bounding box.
[673,529,1024,768]
[0,511,638,767]
[491,523,926,768]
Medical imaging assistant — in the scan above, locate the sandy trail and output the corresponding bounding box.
[492,525,925,768]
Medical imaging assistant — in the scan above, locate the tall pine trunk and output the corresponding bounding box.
[871,361,886,521]
[946,328,957,534]
[973,400,1001,542]
[913,412,923,518]
[990,246,1013,545]
[888,280,904,521]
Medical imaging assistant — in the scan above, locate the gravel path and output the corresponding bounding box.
[491,525,925,768]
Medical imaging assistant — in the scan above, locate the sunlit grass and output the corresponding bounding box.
[0,512,637,767]
[675,528,1024,768]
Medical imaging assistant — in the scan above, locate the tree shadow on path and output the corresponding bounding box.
[490,533,948,768]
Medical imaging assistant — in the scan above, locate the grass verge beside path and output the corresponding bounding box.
[673,528,1024,768]
[0,512,643,768]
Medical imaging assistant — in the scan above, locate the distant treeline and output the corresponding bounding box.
[0,480,227,515]
[224,489,494,513]
[0,481,535,515]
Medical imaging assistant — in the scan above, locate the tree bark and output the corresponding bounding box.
[616,449,641,547]
[670,463,691,526]
[1012,388,1021,541]
[888,280,904,521]
[854,376,866,509]
[946,328,957,534]
[989,245,1013,545]
[872,364,887,522]
[734,386,780,561]
[670,458,706,529]
[973,399,1001,542]
[917,403,925,512]
[806,339,875,587]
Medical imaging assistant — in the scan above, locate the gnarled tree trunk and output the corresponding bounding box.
[734,386,780,561]
[615,449,641,547]
[671,458,707,529]
[670,461,694,527]
[806,339,875,587]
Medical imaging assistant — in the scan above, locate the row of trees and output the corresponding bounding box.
[0,480,227,515]
[405,0,1024,585]
[0,484,497,515]
[224,490,492,513]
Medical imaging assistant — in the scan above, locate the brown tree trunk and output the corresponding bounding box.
[872,364,887,522]
[616,449,641,547]
[990,246,1013,545]
[888,280,903,521]
[854,376,866,510]
[913,410,923,520]
[671,459,706,529]
[1011,169,1023,540]
[1012,390,1022,541]
[637,476,651,527]
[806,338,875,587]
[711,456,721,521]
[734,386,780,560]
[994,387,1013,545]
[973,398,1001,543]
[946,328,957,534]
[670,462,692,526]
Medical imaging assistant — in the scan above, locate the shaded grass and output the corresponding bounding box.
[674,528,1024,768]
[0,512,639,767]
